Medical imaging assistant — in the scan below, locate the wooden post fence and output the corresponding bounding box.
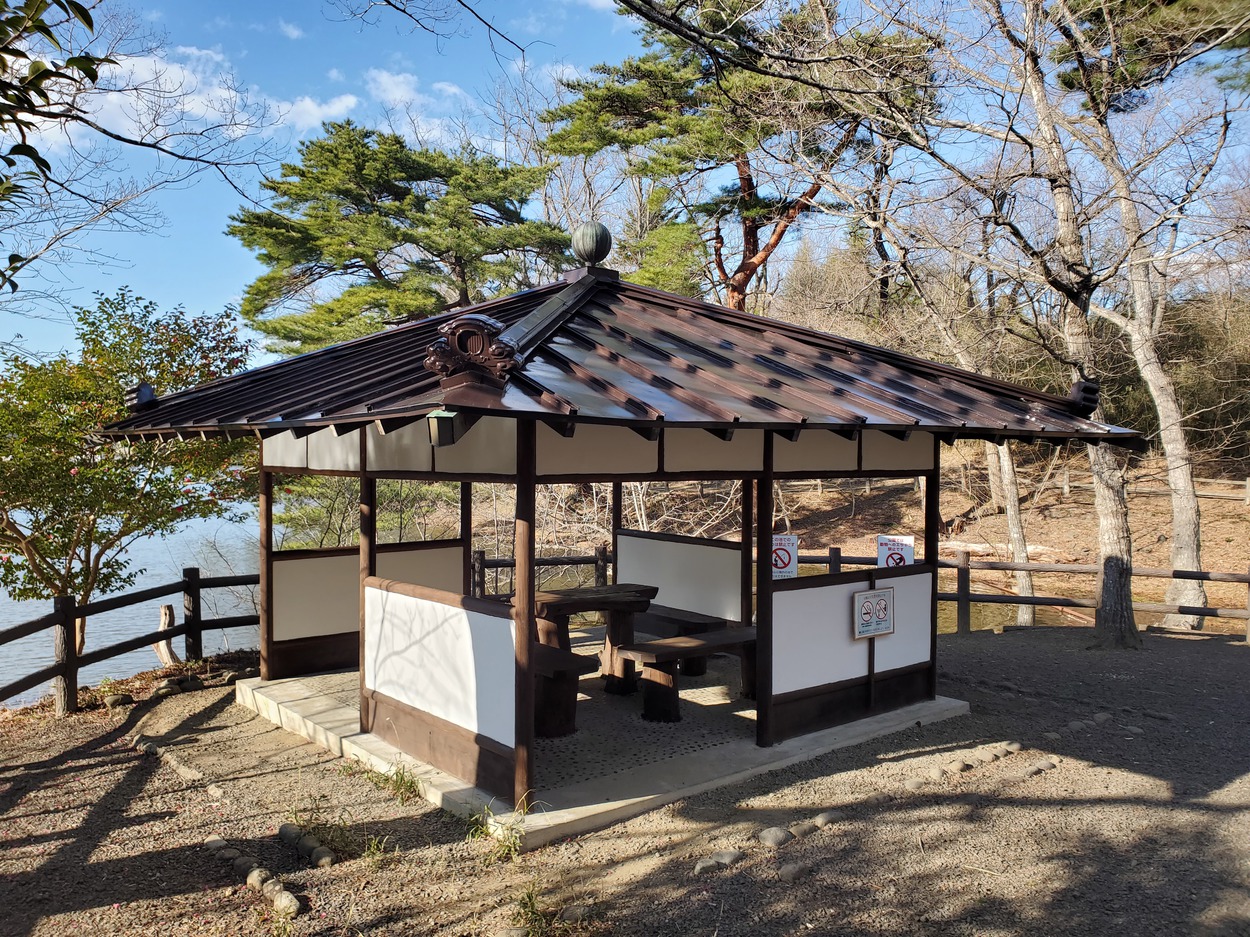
[594,544,609,587]
[955,550,972,635]
[183,566,202,660]
[52,595,77,716]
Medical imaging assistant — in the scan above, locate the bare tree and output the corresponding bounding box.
[615,0,1250,645]
[0,3,275,324]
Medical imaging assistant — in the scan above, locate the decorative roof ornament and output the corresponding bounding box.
[424,313,519,390]
[571,221,612,266]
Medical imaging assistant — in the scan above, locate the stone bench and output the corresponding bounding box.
[616,628,758,723]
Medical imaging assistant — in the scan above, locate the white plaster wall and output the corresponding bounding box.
[377,545,463,593]
[364,587,515,747]
[263,432,308,469]
[616,533,741,621]
[774,430,858,473]
[664,429,764,473]
[307,427,361,472]
[432,416,517,475]
[861,431,934,471]
[536,422,658,476]
[871,572,933,672]
[272,553,359,640]
[367,421,434,472]
[773,581,868,693]
[772,571,934,693]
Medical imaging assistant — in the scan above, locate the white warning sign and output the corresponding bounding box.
[771,534,799,579]
[852,587,895,639]
[876,534,915,568]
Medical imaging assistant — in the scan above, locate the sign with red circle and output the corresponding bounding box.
[851,587,895,639]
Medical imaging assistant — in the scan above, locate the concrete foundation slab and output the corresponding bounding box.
[236,670,967,851]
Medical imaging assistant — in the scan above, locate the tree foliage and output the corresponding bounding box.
[228,121,570,354]
[0,289,254,613]
[542,4,881,309]
[0,0,272,304]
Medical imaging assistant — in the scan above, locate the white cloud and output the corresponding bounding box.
[174,45,227,65]
[566,0,615,9]
[432,81,468,99]
[282,94,359,131]
[364,68,432,110]
[278,19,304,40]
[327,68,345,82]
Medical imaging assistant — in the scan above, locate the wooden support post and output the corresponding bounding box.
[1245,564,1249,645]
[258,468,274,681]
[53,595,77,717]
[740,478,754,630]
[460,481,473,595]
[1244,478,1249,506]
[512,420,537,806]
[610,481,622,585]
[359,467,376,716]
[956,550,972,635]
[925,444,942,697]
[755,432,775,747]
[182,567,202,660]
[827,546,842,575]
[1063,468,1071,499]
[594,544,609,587]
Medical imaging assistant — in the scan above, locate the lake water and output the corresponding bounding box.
[0,516,260,707]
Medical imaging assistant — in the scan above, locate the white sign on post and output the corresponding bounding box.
[876,534,915,568]
[852,586,895,639]
[771,534,799,579]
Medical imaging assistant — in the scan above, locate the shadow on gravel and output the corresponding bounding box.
[606,628,1250,936]
[0,695,239,937]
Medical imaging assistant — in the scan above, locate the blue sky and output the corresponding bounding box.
[6,0,641,354]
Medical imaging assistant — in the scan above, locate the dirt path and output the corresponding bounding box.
[2,628,1248,937]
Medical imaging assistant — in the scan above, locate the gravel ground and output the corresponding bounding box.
[2,628,1248,937]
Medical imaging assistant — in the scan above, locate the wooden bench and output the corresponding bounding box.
[531,643,600,738]
[631,604,728,677]
[616,628,758,723]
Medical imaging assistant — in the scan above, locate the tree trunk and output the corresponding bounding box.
[153,604,181,668]
[1088,442,1140,647]
[74,616,86,657]
[1127,324,1207,628]
[998,442,1035,627]
[983,440,1005,514]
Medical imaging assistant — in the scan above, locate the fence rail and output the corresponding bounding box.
[7,541,1249,716]
[0,566,259,715]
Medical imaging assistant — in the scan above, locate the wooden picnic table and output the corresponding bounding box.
[522,582,659,694]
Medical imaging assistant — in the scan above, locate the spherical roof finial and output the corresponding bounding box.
[571,221,612,266]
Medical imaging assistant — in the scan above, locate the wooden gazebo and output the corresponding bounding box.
[106,229,1138,804]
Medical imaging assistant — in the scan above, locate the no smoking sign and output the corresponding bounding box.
[852,586,895,639]
[771,534,798,579]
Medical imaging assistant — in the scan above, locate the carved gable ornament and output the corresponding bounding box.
[424,314,519,389]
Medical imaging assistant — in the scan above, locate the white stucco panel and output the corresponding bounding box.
[860,431,934,471]
[871,573,933,672]
[307,428,362,472]
[367,421,434,472]
[376,545,464,593]
[432,416,517,475]
[773,430,858,473]
[263,432,308,469]
[272,553,359,640]
[616,532,741,622]
[664,429,764,473]
[364,587,515,747]
[536,422,658,476]
[773,581,869,693]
